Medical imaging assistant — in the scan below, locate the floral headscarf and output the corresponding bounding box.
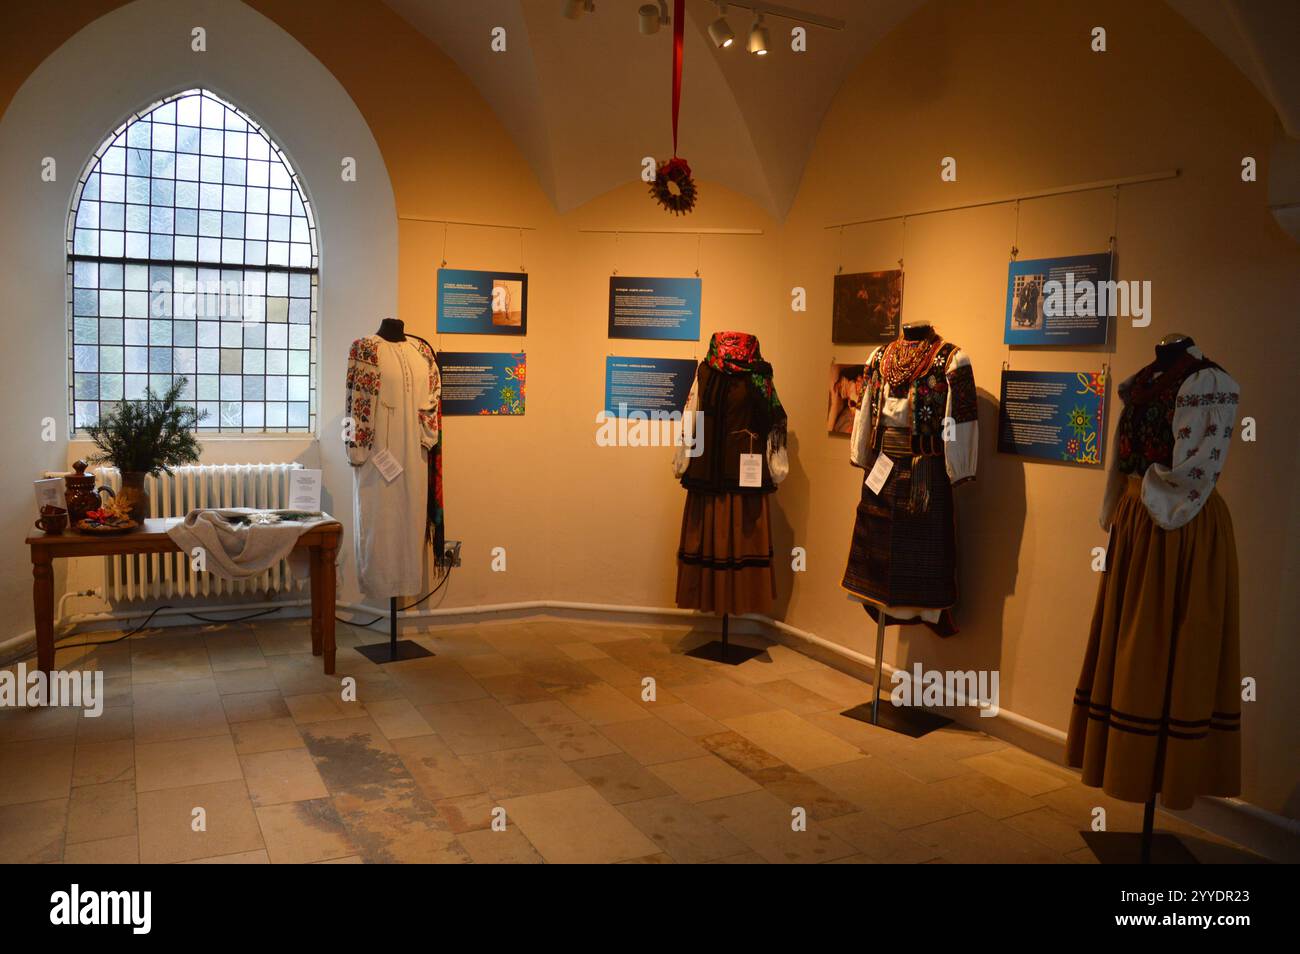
[705,332,787,445]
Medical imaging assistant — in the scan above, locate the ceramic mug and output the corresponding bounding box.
[36,506,68,535]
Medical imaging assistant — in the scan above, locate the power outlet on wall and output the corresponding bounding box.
[441,540,462,568]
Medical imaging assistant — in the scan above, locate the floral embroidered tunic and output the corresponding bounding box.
[1101,346,1239,531]
[344,335,440,597]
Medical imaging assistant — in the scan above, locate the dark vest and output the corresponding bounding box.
[1114,353,1223,476]
[682,363,776,494]
[867,340,960,456]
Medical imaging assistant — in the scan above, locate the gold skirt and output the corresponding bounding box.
[1066,476,1240,809]
[675,491,776,616]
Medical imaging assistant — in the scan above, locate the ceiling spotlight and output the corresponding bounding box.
[708,2,735,48]
[747,13,770,55]
[638,4,662,35]
[562,0,593,19]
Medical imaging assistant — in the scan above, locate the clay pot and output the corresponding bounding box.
[116,472,151,523]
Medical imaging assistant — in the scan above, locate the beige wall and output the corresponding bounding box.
[780,0,1299,818]
[2,0,1295,818]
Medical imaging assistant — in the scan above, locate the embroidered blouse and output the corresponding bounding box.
[1100,346,1239,531]
[344,335,440,467]
[849,341,978,485]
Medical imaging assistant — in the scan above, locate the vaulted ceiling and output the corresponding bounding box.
[383,0,1300,221]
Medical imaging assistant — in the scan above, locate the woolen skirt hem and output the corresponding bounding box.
[1065,476,1241,810]
[676,489,776,617]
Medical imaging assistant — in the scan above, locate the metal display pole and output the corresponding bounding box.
[841,612,951,738]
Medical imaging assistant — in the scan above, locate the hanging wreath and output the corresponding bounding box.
[650,157,697,215]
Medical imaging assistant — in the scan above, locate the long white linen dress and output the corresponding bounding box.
[344,334,440,598]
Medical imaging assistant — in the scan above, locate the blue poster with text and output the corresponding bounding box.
[437,352,526,416]
[604,356,697,418]
[996,369,1107,466]
[437,268,528,336]
[1004,252,1113,346]
[607,276,701,341]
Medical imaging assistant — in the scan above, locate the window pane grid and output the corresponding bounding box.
[67,88,318,434]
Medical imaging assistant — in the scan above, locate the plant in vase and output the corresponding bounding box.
[84,377,206,525]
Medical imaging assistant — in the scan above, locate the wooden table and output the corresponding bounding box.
[26,517,342,677]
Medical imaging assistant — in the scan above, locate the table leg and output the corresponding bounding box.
[321,542,337,675]
[32,550,55,680]
[309,544,323,657]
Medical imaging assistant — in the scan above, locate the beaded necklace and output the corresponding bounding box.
[880,333,942,387]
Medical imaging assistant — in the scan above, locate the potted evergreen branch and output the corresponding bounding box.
[84,377,207,524]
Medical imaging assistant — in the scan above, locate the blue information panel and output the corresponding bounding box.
[604,356,697,418]
[1004,253,1113,345]
[437,352,526,416]
[997,369,1108,466]
[437,268,528,336]
[608,276,701,341]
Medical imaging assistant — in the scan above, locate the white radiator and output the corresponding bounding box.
[93,463,307,603]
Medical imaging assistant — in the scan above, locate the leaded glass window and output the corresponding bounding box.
[67,89,318,433]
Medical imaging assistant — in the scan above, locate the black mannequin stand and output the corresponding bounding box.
[841,611,951,738]
[355,597,436,664]
[684,613,765,665]
[353,317,438,665]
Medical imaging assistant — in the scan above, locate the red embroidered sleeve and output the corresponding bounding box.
[345,337,381,465]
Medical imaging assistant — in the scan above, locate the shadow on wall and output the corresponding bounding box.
[897,389,1025,683]
[768,427,804,621]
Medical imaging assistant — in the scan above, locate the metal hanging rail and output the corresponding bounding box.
[399,216,537,230]
[824,169,1180,230]
[579,227,764,235]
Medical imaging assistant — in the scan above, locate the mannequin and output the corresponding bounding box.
[1153,331,1193,370]
[345,318,444,662]
[376,317,406,342]
[1067,331,1241,860]
[838,319,977,732]
[672,331,789,663]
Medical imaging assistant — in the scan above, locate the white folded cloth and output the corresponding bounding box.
[166,508,330,581]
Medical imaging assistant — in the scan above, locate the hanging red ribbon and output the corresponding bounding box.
[671,0,685,157]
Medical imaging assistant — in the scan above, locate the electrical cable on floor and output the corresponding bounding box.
[337,564,454,627]
[24,565,455,666]
[33,602,300,663]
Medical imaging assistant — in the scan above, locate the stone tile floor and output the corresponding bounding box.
[0,616,1254,863]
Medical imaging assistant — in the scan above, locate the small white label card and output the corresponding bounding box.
[738,453,762,488]
[289,468,323,511]
[864,453,894,495]
[371,448,403,484]
[34,477,66,510]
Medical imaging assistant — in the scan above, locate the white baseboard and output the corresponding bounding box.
[6,594,1293,860]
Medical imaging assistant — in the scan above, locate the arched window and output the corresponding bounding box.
[67,88,318,433]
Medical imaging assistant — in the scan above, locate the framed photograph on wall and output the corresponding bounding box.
[832,269,903,343]
[827,361,866,435]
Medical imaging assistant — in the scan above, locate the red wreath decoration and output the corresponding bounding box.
[649,0,697,215]
[650,157,697,215]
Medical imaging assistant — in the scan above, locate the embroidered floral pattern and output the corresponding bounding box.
[1176,391,1239,407]
[344,336,383,456]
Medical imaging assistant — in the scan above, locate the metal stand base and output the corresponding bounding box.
[1081,831,1200,865]
[684,641,766,665]
[354,596,434,664]
[354,639,434,664]
[840,613,952,738]
[682,613,765,666]
[841,694,952,738]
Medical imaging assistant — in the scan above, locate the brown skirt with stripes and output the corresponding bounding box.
[676,490,775,616]
[1066,476,1240,809]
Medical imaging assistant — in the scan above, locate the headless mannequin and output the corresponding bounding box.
[376,318,406,342]
[902,321,934,341]
[1154,332,1193,370]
